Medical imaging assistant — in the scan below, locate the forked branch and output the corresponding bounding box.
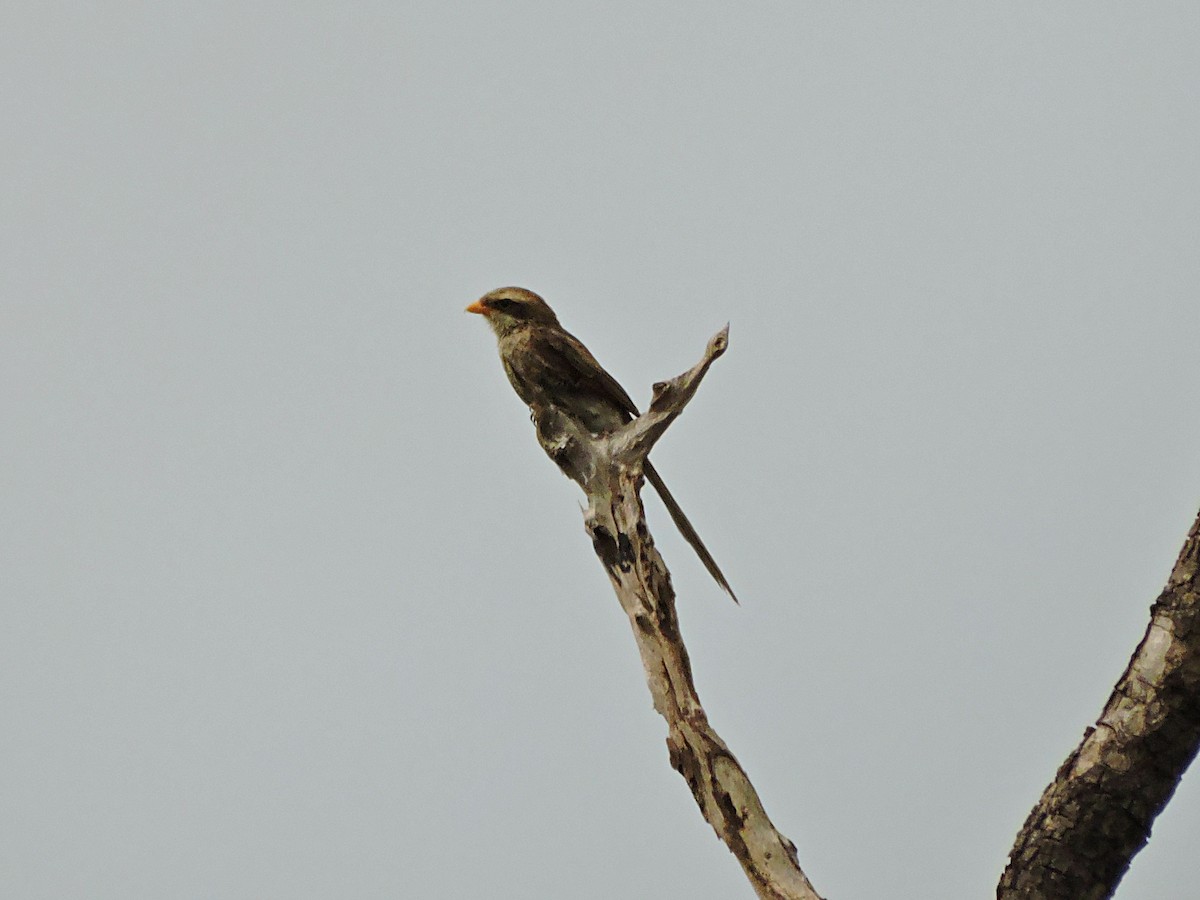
[533,326,822,900]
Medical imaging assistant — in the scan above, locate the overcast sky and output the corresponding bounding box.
[3,4,1199,898]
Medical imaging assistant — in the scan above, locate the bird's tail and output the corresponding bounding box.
[644,461,738,604]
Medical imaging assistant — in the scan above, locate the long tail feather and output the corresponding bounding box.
[644,461,738,604]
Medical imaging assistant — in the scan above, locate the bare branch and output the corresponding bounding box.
[998,507,1200,899]
[610,323,730,465]
[532,326,822,900]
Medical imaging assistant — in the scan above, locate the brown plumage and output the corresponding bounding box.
[467,286,737,603]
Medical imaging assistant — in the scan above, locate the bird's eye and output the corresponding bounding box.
[491,298,516,311]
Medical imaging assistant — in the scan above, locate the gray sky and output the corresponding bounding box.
[3,3,1198,898]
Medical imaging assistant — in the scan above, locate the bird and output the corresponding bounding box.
[466,286,737,603]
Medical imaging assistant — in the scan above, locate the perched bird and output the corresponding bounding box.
[466,286,737,602]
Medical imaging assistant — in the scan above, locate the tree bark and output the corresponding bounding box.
[998,507,1200,899]
[532,327,823,900]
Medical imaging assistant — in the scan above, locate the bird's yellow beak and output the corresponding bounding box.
[465,300,489,315]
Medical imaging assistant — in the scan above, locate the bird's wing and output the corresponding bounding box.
[531,326,641,418]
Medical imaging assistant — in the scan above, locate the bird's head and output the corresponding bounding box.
[466,286,561,335]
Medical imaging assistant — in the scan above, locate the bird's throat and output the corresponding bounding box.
[484,312,526,339]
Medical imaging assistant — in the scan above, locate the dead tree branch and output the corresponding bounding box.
[532,326,822,900]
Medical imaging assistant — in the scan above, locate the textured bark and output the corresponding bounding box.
[533,327,822,900]
[998,508,1200,899]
